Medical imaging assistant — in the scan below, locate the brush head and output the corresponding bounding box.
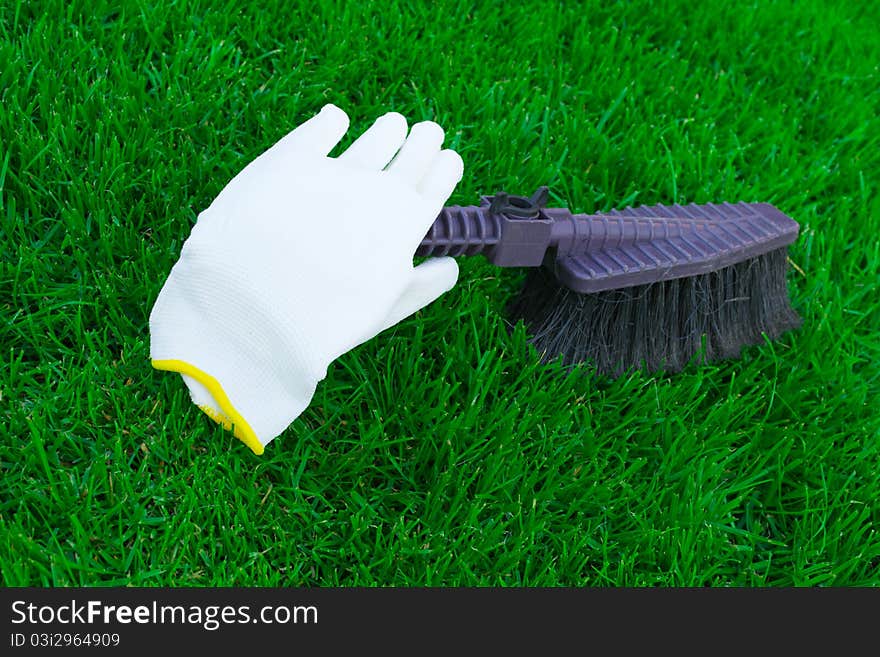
[505,200,802,374]
[508,246,802,375]
[550,201,800,293]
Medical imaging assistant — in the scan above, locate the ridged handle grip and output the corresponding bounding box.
[419,202,562,267]
[416,206,502,258]
[419,206,739,261]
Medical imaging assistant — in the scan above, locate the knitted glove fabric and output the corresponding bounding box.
[149,104,464,454]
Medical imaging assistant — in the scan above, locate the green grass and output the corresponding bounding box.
[2,0,879,586]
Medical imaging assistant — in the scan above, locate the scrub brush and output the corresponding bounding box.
[418,187,801,375]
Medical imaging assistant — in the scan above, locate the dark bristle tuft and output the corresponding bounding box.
[507,248,802,376]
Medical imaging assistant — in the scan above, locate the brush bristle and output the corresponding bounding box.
[507,248,802,375]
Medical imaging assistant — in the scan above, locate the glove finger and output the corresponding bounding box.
[417,149,464,202]
[337,112,408,170]
[271,104,350,159]
[379,257,459,331]
[386,121,445,186]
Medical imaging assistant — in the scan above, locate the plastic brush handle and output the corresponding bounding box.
[416,188,567,267]
[418,204,504,258]
[417,188,800,293]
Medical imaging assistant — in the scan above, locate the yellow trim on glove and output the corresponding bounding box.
[152,359,265,455]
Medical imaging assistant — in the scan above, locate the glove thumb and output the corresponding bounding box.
[380,257,459,332]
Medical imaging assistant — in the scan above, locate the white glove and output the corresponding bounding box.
[149,104,463,454]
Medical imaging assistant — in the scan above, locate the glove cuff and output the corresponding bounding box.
[149,252,325,454]
[152,358,266,454]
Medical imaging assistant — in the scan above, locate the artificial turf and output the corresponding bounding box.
[1,0,878,586]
